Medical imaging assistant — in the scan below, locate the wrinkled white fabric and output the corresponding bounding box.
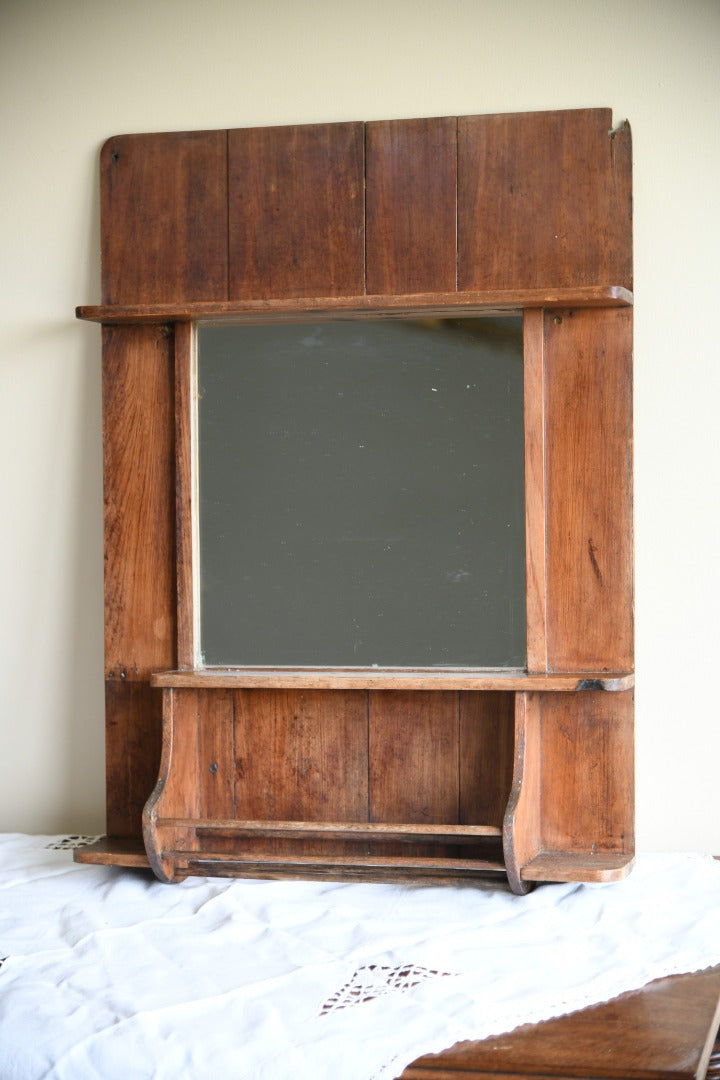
[1,835,719,1080]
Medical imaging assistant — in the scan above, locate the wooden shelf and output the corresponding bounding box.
[521,851,636,883]
[73,837,150,868]
[157,818,503,843]
[75,285,633,325]
[174,851,509,884]
[150,668,635,692]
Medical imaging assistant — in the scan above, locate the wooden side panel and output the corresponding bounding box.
[105,680,163,838]
[539,690,634,856]
[365,116,457,295]
[233,690,368,821]
[544,307,633,671]
[228,122,364,300]
[459,692,514,829]
[102,325,176,679]
[101,130,228,304]
[458,109,632,291]
[502,692,542,894]
[369,691,459,824]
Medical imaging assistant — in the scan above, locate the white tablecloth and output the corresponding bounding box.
[1,834,720,1079]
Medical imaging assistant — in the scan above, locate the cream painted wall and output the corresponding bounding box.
[1,0,718,849]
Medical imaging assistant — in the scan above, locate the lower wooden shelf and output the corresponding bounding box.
[74,836,150,869]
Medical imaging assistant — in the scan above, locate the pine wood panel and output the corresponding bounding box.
[458,109,632,291]
[102,325,176,679]
[544,307,633,671]
[228,122,364,300]
[233,690,368,822]
[101,130,228,304]
[105,679,163,838]
[365,116,457,295]
[369,691,459,825]
[539,690,634,856]
[458,692,514,829]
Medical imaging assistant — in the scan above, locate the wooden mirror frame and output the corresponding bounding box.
[76,109,634,893]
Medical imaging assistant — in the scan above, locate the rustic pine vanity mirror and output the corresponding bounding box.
[76,108,634,893]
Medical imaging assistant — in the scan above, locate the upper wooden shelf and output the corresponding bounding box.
[76,286,633,325]
[150,669,635,692]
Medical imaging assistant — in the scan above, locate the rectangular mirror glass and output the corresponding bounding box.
[197,317,525,668]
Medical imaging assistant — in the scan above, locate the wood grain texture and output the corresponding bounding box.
[503,691,542,894]
[151,670,634,692]
[233,690,368,823]
[539,689,634,858]
[105,679,162,839]
[101,130,228,304]
[197,690,235,820]
[403,966,720,1079]
[228,122,364,300]
[544,307,634,671]
[365,116,457,295]
[523,309,548,672]
[102,325,176,679]
[369,692,459,827]
[174,322,196,668]
[77,285,632,324]
[458,109,632,291]
[459,692,514,829]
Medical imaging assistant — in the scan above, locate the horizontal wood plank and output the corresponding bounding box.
[151,669,634,692]
[77,285,633,324]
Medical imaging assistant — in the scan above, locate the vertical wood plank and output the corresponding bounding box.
[458,109,632,291]
[102,325,176,679]
[539,690,634,856]
[523,309,548,672]
[228,122,364,300]
[459,691,514,829]
[174,322,196,669]
[197,691,235,820]
[544,307,634,671]
[365,116,457,295]
[233,690,368,822]
[369,691,459,824]
[101,130,228,304]
[105,679,163,838]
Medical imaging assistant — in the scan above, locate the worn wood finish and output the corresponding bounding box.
[233,689,368,824]
[101,130,228,305]
[105,679,163,839]
[151,670,634,692]
[80,110,634,892]
[544,307,634,672]
[523,309,548,672]
[366,117,457,295]
[369,692,459,837]
[458,109,632,292]
[77,285,632,324]
[539,689,634,858]
[402,966,720,1079]
[503,692,542,894]
[228,122,364,300]
[174,322,196,669]
[459,692,514,829]
[102,325,176,680]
